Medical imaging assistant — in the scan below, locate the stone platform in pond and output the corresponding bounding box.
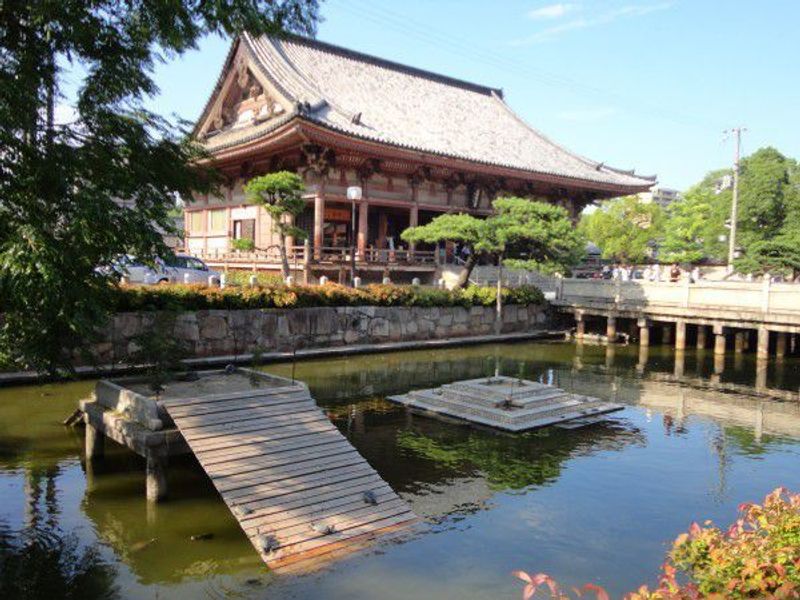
[388,376,623,432]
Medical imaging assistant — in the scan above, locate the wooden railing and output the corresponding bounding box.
[189,245,437,268]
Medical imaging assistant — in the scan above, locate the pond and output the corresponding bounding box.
[1,341,800,599]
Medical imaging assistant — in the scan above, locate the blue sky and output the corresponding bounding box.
[145,0,800,190]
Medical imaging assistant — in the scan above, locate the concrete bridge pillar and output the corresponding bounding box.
[696,325,707,349]
[775,332,787,358]
[662,324,672,345]
[606,315,617,342]
[85,422,105,460]
[674,350,685,378]
[734,331,746,354]
[675,320,687,351]
[637,317,650,347]
[713,324,726,355]
[575,312,585,341]
[755,358,768,390]
[757,327,770,359]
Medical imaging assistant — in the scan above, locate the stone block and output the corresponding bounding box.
[199,313,228,340]
[369,318,390,338]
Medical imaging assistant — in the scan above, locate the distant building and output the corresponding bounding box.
[638,187,680,209]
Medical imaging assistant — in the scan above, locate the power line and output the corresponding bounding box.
[330,0,724,131]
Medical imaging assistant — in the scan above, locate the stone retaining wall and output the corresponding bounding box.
[88,304,550,365]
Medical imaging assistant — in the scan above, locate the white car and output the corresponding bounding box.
[111,254,219,285]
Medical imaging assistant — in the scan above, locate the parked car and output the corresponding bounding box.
[107,254,219,284]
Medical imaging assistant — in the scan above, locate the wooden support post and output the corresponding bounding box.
[696,325,707,349]
[357,200,369,260]
[313,190,325,259]
[637,317,650,347]
[606,315,617,342]
[408,204,418,255]
[85,422,105,460]
[734,331,745,354]
[146,453,168,503]
[757,327,769,359]
[776,332,787,358]
[713,324,726,356]
[675,320,686,351]
[662,324,672,345]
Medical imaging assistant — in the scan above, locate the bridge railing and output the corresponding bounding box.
[556,278,800,314]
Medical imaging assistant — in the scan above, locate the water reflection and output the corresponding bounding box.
[0,341,798,599]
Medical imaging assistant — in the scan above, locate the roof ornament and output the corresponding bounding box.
[301,143,336,177]
[351,112,362,125]
[595,162,605,171]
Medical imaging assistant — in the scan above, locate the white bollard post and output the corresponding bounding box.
[183,273,191,284]
[249,274,258,288]
[220,273,227,289]
[438,278,446,289]
[353,276,362,288]
[382,277,391,285]
[208,275,219,287]
[285,275,294,286]
[319,275,329,285]
[120,274,130,285]
[411,277,421,286]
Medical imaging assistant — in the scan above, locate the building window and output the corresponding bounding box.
[208,209,227,232]
[188,211,204,232]
[233,218,256,240]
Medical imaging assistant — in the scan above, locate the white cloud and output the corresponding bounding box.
[556,107,618,122]
[527,3,577,20]
[512,2,673,45]
[53,103,78,126]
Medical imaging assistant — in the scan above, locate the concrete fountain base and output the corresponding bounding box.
[388,376,623,432]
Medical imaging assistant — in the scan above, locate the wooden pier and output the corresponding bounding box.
[80,368,416,571]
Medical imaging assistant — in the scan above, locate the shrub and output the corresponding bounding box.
[108,282,545,312]
[230,238,255,251]
[223,271,284,287]
[513,487,800,600]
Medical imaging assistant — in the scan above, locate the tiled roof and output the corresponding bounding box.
[202,34,655,190]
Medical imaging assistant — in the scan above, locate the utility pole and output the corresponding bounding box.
[725,127,746,268]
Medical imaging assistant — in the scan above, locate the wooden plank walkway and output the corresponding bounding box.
[160,380,417,571]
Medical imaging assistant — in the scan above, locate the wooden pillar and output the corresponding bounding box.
[606,315,617,342]
[713,323,726,355]
[408,204,419,254]
[696,325,707,349]
[662,324,673,345]
[775,332,787,358]
[757,327,769,359]
[357,201,369,260]
[675,320,686,351]
[575,313,585,341]
[85,423,104,460]
[638,317,650,347]
[313,189,325,259]
[734,331,745,353]
[146,453,168,503]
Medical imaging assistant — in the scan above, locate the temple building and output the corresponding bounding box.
[186,33,655,281]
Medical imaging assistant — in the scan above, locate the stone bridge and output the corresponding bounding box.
[551,278,800,361]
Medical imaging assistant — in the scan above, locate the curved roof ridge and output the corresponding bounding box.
[280,33,503,98]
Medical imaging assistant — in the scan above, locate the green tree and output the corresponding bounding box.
[402,197,583,287]
[0,2,320,373]
[579,195,664,264]
[244,171,307,279]
[660,186,728,264]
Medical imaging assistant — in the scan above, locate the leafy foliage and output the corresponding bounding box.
[126,312,187,394]
[402,197,583,287]
[579,196,664,264]
[231,238,255,251]
[109,283,545,312]
[660,186,727,264]
[244,171,308,278]
[0,2,320,374]
[513,487,800,600]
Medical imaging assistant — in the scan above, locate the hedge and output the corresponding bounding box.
[109,283,545,312]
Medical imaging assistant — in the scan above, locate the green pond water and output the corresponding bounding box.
[1,341,800,599]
